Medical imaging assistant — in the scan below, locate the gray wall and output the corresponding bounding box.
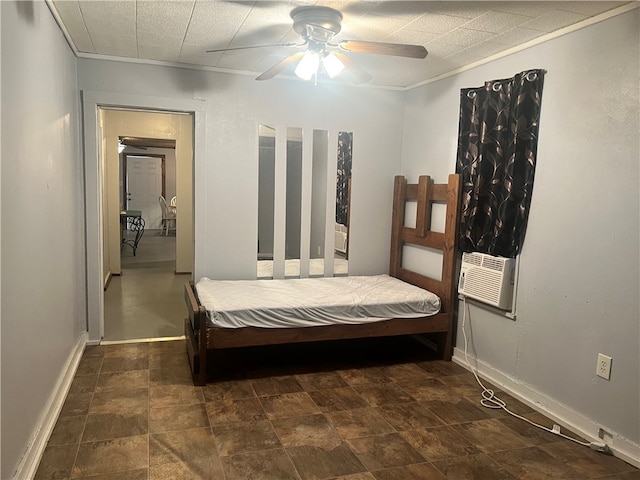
[77,59,407,280]
[1,1,86,477]
[401,9,639,449]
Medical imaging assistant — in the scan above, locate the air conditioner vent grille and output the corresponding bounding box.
[482,256,505,271]
[462,252,482,266]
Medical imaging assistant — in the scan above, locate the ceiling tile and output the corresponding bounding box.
[136,1,194,37]
[461,10,532,34]
[78,1,136,36]
[551,1,628,16]
[52,0,95,53]
[422,1,494,19]
[384,29,439,46]
[491,27,546,46]
[90,32,137,57]
[491,1,558,18]
[138,44,181,62]
[423,39,466,58]
[138,32,184,49]
[436,27,495,47]
[520,9,589,32]
[407,12,472,34]
[183,1,252,45]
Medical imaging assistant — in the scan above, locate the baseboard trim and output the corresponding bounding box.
[12,332,88,480]
[100,335,185,345]
[452,347,640,469]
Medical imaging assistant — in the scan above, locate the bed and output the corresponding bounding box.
[184,174,461,385]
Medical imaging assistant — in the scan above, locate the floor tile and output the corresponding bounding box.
[539,441,638,478]
[354,383,415,407]
[213,419,282,456]
[338,367,390,387]
[286,442,367,479]
[202,379,256,402]
[347,433,425,471]
[396,378,460,402]
[149,384,204,408]
[206,397,266,425]
[260,392,322,419]
[149,364,194,386]
[497,412,565,445]
[489,445,587,479]
[89,388,148,415]
[251,375,304,396]
[400,426,481,461]
[101,355,149,374]
[416,360,468,377]
[72,469,148,480]
[72,435,148,478]
[104,343,149,358]
[436,373,485,397]
[371,462,448,479]
[76,357,103,376]
[47,415,86,446]
[69,374,99,395]
[96,370,149,393]
[450,418,534,453]
[334,473,377,480]
[150,403,209,433]
[431,453,517,479]
[150,427,217,465]
[222,448,301,479]
[82,412,148,442]
[34,444,78,480]
[380,363,433,383]
[296,371,349,391]
[308,387,368,412]
[272,414,343,448]
[82,345,106,359]
[59,392,94,417]
[423,397,491,425]
[377,401,444,431]
[149,455,224,480]
[326,408,395,439]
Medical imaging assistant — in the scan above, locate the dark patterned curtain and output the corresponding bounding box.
[336,131,352,225]
[456,69,545,258]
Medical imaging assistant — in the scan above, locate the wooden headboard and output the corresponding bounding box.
[389,174,461,316]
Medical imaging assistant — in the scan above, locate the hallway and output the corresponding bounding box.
[104,230,186,341]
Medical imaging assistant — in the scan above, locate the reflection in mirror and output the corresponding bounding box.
[286,128,303,262]
[334,132,352,276]
[257,126,352,279]
[310,130,328,266]
[258,125,275,269]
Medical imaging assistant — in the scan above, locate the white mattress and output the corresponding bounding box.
[195,274,441,329]
[257,258,349,279]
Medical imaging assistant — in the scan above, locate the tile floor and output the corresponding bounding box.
[35,337,639,480]
[104,230,185,341]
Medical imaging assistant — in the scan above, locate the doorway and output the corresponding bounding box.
[99,108,194,342]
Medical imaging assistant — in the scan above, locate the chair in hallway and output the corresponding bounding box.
[159,195,176,236]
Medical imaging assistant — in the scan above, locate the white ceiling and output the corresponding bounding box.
[50,1,632,88]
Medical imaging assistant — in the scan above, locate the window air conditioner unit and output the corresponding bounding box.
[458,252,516,310]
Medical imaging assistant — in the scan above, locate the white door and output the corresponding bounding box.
[127,156,162,229]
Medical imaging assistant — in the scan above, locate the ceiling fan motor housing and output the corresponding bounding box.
[291,6,342,43]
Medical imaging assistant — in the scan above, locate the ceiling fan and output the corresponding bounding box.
[206,6,428,84]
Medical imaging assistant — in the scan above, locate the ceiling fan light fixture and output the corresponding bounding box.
[295,51,320,80]
[323,52,345,78]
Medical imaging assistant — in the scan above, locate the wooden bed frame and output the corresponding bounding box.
[184,174,461,385]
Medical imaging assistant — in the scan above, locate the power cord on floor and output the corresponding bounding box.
[460,296,612,455]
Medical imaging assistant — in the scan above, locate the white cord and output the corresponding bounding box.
[460,296,608,451]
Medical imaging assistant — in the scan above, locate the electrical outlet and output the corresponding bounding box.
[596,353,612,380]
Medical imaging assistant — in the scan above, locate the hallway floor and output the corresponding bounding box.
[34,337,639,480]
[104,229,186,341]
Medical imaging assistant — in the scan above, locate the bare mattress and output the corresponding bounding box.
[195,274,441,329]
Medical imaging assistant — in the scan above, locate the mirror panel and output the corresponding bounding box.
[334,131,352,276]
[257,125,275,278]
[310,130,328,273]
[286,128,303,263]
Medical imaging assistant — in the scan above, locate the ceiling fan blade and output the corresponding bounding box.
[256,51,305,81]
[338,40,428,59]
[207,42,300,54]
[331,51,372,85]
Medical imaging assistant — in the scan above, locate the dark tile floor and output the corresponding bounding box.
[35,337,639,480]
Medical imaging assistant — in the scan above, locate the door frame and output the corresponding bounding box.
[82,91,206,342]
